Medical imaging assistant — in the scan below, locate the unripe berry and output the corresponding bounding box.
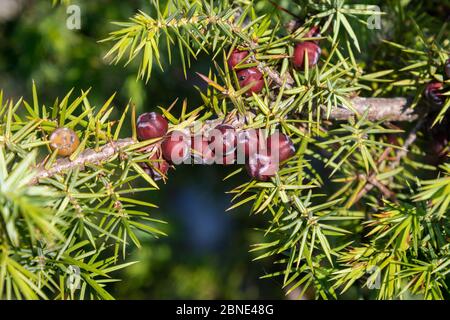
[267,132,296,163]
[237,129,260,159]
[161,131,191,164]
[209,124,237,157]
[237,67,264,96]
[424,82,445,106]
[293,42,321,70]
[445,58,450,79]
[228,49,249,69]
[191,135,215,164]
[50,127,80,156]
[245,153,278,182]
[137,112,168,141]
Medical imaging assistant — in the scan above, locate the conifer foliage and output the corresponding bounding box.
[0,0,449,299]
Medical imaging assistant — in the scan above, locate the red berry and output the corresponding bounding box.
[50,127,80,156]
[236,129,260,159]
[161,131,191,164]
[209,124,237,157]
[191,135,215,164]
[424,82,445,106]
[228,49,249,69]
[293,42,321,70]
[445,59,450,79]
[237,67,264,96]
[245,153,278,181]
[267,132,296,163]
[137,112,168,141]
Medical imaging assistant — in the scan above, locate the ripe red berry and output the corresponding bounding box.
[237,67,264,96]
[137,112,168,141]
[228,49,249,69]
[293,42,321,70]
[161,131,191,164]
[191,135,215,164]
[245,153,278,181]
[209,124,237,158]
[267,132,296,163]
[445,58,450,79]
[236,129,260,159]
[50,127,80,156]
[424,82,445,106]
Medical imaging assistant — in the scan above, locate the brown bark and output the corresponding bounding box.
[329,97,419,122]
[32,138,136,183]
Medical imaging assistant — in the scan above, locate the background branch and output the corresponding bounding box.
[329,97,420,122]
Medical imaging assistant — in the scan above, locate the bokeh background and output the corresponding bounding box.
[1,0,448,299]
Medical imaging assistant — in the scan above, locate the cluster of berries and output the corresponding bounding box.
[228,50,264,96]
[137,112,296,181]
[424,59,450,107]
[228,26,322,96]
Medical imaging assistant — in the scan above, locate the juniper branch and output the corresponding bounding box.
[31,96,423,183]
[389,117,426,168]
[352,115,425,204]
[32,138,136,183]
[32,115,246,183]
[329,97,420,122]
[353,147,395,204]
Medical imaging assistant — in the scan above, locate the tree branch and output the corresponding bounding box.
[32,96,422,183]
[389,117,426,168]
[32,138,136,184]
[329,97,420,122]
[352,116,425,204]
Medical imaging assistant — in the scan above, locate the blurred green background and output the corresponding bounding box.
[1,0,448,300]
[0,0,285,299]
